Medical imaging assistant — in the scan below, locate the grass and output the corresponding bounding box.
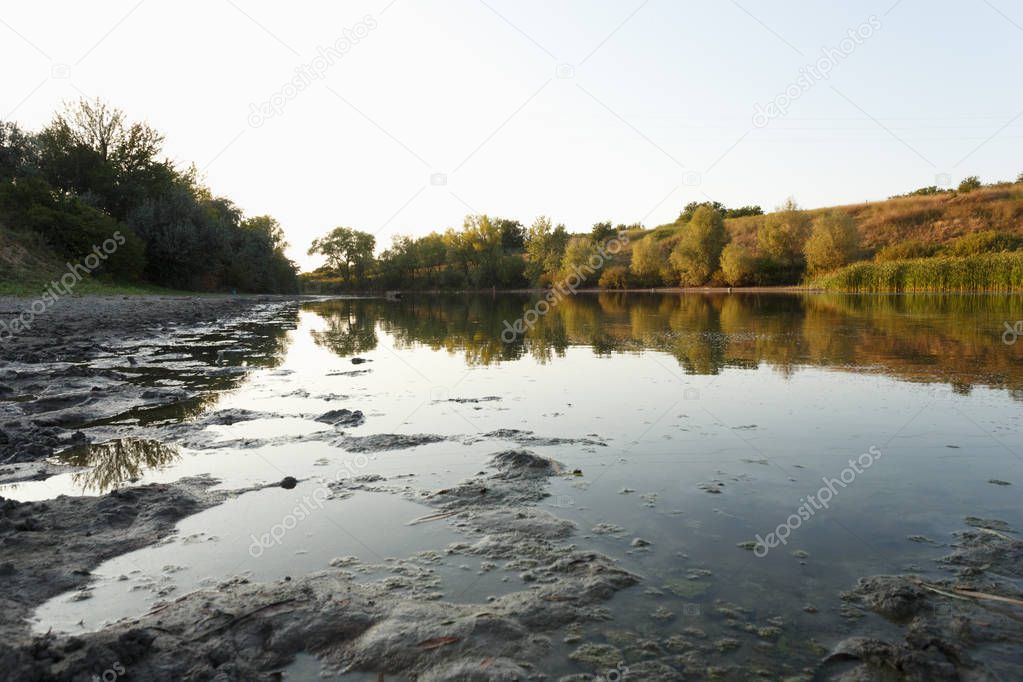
[0,276,196,297]
[810,252,1023,292]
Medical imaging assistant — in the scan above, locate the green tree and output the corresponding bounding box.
[804,210,860,275]
[560,236,598,282]
[679,201,725,223]
[757,198,811,270]
[629,236,669,286]
[591,220,617,242]
[719,243,756,286]
[524,216,569,286]
[957,175,981,193]
[308,227,376,286]
[670,205,729,285]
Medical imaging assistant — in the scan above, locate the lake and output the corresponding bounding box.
[8,292,1023,679]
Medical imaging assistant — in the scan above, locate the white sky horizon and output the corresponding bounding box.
[3,0,1022,271]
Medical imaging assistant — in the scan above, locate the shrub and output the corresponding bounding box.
[943,230,1023,257]
[670,206,728,286]
[598,265,629,289]
[958,176,982,193]
[629,236,669,285]
[804,209,860,275]
[874,240,939,262]
[757,198,811,270]
[719,243,756,286]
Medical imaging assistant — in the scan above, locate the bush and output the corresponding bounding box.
[719,243,756,286]
[958,176,982,193]
[669,206,728,286]
[757,198,811,270]
[598,265,629,289]
[943,230,1023,257]
[874,240,939,262]
[804,209,860,275]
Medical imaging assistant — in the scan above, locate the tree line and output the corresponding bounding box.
[0,99,297,292]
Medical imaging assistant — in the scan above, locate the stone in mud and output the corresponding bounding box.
[280,476,298,489]
[568,643,622,669]
[490,449,562,477]
[314,408,366,427]
[350,357,371,364]
[336,433,447,452]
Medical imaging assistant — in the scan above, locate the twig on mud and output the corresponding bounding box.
[407,510,458,525]
[187,598,299,642]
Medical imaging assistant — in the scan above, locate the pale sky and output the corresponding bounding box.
[3,1,1022,270]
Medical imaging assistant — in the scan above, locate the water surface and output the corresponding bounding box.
[11,292,1023,678]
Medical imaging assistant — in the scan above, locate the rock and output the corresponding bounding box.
[314,409,366,427]
[631,537,652,548]
[280,476,298,489]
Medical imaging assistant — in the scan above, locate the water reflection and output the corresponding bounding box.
[303,293,1023,396]
[56,439,180,493]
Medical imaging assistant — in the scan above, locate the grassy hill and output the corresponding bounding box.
[643,182,1023,254]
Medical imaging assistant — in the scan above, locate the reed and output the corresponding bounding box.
[811,252,1023,292]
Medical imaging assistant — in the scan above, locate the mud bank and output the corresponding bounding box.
[0,295,301,471]
[0,450,641,680]
[0,476,232,642]
[823,520,1023,680]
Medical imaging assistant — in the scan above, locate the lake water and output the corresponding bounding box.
[8,293,1023,678]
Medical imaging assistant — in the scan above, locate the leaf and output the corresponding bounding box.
[416,636,461,650]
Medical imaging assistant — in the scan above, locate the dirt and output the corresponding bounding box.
[0,294,302,471]
[0,449,640,680]
[823,519,1023,680]
[0,476,232,643]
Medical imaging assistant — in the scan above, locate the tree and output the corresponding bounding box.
[599,265,629,289]
[670,205,729,285]
[308,227,376,286]
[524,216,568,286]
[560,236,597,282]
[679,201,725,223]
[957,176,981,193]
[720,243,756,286]
[724,205,764,218]
[804,210,860,275]
[757,198,811,270]
[630,236,668,286]
[494,217,524,251]
[591,220,617,243]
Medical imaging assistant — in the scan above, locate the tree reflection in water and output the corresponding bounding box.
[57,439,180,493]
[302,293,1023,398]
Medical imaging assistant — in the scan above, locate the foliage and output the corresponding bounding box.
[0,99,297,292]
[523,216,569,286]
[669,205,729,286]
[874,239,939,262]
[757,198,811,271]
[719,243,756,286]
[803,209,860,275]
[598,265,629,289]
[957,176,982,193]
[812,253,1023,292]
[724,205,764,218]
[942,230,1023,257]
[629,236,669,286]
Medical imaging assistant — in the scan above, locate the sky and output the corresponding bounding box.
[2,0,1022,270]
